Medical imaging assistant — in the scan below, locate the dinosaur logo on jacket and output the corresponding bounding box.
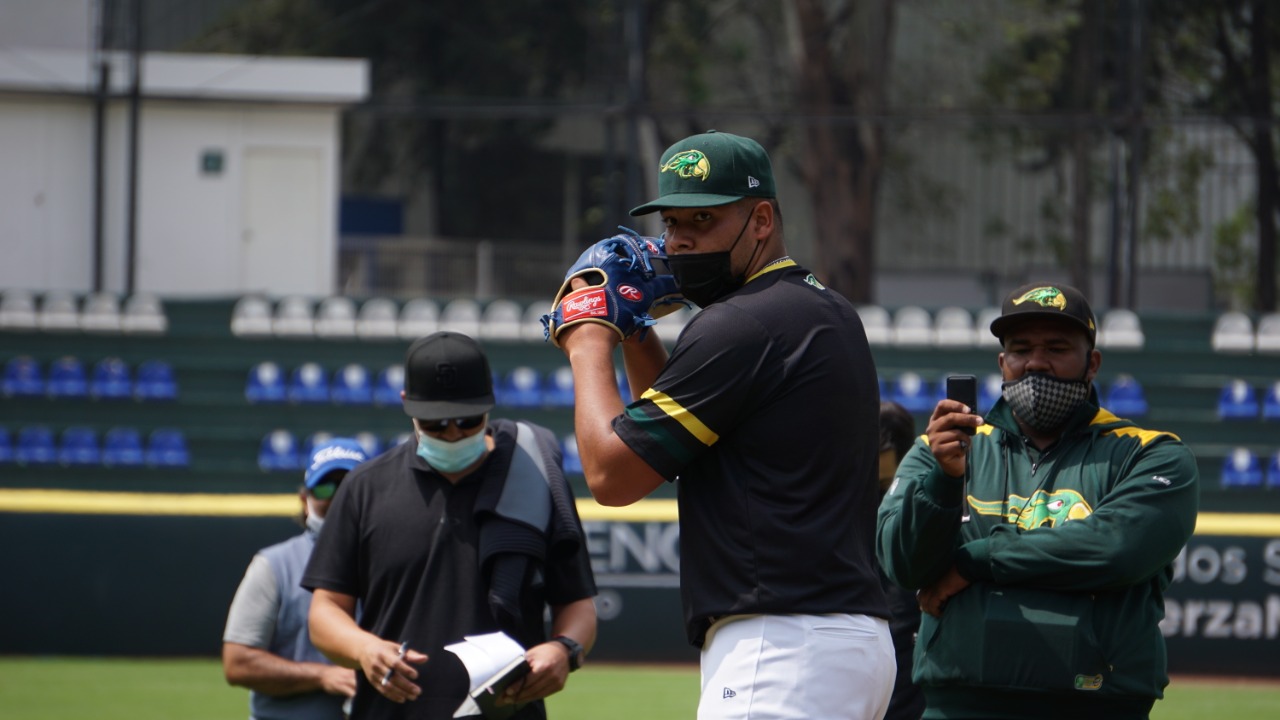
[969,489,1093,529]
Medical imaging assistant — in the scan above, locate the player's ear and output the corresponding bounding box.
[751,200,773,239]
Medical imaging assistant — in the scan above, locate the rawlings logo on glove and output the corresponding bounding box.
[541,227,687,347]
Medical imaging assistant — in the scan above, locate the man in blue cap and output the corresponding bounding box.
[223,437,370,720]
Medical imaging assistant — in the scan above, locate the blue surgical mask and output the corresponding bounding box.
[416,428,488,473]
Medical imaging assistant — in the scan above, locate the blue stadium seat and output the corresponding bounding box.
[1221,447,1263,489]
[58,426,101,466]
[245,361,287,403]
[134,359,178,401]
[354,431,383,458]
[616,370,631,403]
[499,366,542,408]
[2,355,44,397]
[543,366,575,408]
[1263,381,1280,422]
[16,426,57,465]
[979,373,1003,413]
[1217,379,1259,420]
[102,427,145,467]
[0,426,11,463]
[1267,451,1280,489]
[90,357,133,400]
[891,372,935,414]
[146,428,190,467]
[331,363,373,405]
[374,364,405,406]
[561,434,583,475]
[46,356,88,399]
[1105,374,1149,417]
[288,362,330,404]
[259,429,301,472]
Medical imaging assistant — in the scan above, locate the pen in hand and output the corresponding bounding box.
[381,641,408,687]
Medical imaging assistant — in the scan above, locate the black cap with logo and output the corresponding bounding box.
[989,283,1097,347]
[401,332,496,420]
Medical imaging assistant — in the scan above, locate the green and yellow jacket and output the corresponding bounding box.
[876,390,1199,720]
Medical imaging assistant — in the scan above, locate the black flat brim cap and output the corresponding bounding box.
[401,331,496,419]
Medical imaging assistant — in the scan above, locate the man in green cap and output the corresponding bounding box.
[553,131,895,718]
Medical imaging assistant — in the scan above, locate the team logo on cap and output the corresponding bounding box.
[1012,286,1067,310]
[660,150,710,181]
[618,285,643,302]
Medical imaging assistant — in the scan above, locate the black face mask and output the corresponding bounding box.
[666,212,757,308]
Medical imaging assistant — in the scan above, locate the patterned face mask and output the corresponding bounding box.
[1002,372,1090,434]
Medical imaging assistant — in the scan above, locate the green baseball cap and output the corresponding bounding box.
[629,131,776,216]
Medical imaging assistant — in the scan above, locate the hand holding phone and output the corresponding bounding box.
[946,374,978,436]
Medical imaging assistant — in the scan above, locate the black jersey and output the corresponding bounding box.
[302,419,596,720]
[613,260,889,646]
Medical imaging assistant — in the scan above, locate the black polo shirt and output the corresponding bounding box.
[302,419,596,720]
[613,261,889,646]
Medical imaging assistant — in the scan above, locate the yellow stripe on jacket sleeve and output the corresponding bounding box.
[640,388,719,446]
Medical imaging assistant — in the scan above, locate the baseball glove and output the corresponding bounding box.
[541,227,686,347]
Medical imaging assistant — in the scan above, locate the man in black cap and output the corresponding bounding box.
[554,131,894,718]
[303,331,597,720]
[876,283,1200,719]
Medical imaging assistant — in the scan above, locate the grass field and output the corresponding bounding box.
[0,657,1276,719]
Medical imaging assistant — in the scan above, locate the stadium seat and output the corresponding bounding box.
[440,298,482,337]
[38,291,80,332]
[134,359,178,401]
[1267,450,1280,489]
[354,431,383,458]
[90,357,133,400]
[314,296,358,339]
[398,298,440,340]
[1098,308,1145,350]
[1211,311,1254,353]
[891,372,935,414]
[231,295,274,337]
[3,355,44,397]
[561,434,583,475]
[46,356,89,399]
[356,297,400,340]
[1257,313,1280,354]
[1105,374,1149,417]
[616,370,632,403]
[273,295,315,337]
[102,427,145,467]
[145,428,190,467]
[653,306,694,342]
[979,373,1003,413]
[1217,379,1259,420]
[480,299,525,341]
[16,426,57,465]
[288,362,330,404]
[245,361,287,403]
[973,306,1003,348]
[121,293,168,334]
[79,291,122,333]
[543,366,575,408]
[259,429,301,472]
[331,363,373,405]
[522,301,552,342]
[0,426,12,463]
[856,305,891,346]
[892,306,933,348]
[498,366,542,408]
[58,426,100,466]
[933,307,974,348]
[0,288,38,330]
[1221,447,1263,489]
[374,364,405,406]
[1263,381,1280,422]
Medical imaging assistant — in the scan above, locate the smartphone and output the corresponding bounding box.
[946,374,978,436]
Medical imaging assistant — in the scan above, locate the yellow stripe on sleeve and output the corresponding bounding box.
[640,388,719,446]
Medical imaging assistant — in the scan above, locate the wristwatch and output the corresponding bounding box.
[551,634,584,672]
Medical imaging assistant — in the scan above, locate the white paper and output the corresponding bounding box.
[446,631,527,718]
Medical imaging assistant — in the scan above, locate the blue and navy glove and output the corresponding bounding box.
[542,227,686,347]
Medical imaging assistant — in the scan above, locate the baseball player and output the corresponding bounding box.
[547,131,894,719]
